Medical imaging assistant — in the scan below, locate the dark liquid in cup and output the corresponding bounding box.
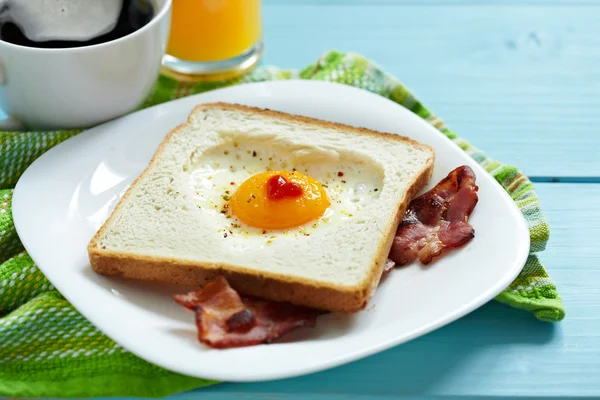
[0,0,155,48]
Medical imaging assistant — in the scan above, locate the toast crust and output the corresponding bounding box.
[88,102,435,313]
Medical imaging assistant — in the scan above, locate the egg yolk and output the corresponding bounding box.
[229,170,330,230]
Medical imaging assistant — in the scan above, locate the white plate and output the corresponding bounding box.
[13,80,529,382]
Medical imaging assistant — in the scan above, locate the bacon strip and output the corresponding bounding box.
[389,165,479,266]
[174,276,319,349]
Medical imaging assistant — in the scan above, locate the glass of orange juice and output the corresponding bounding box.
[162,0,263,81]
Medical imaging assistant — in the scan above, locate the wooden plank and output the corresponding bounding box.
[261,2,600,177]
[162,182,600,398]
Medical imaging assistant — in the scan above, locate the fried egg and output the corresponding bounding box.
[185,135,383,247]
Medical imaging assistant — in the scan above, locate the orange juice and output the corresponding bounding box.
[166,0,262,63]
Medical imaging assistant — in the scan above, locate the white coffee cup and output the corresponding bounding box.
[0,0,172,130]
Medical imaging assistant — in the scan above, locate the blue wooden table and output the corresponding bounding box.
[115,1,599,398]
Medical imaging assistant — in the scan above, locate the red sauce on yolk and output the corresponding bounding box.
[266,175,303,200]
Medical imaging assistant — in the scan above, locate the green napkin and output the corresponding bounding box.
[0,50,565,398]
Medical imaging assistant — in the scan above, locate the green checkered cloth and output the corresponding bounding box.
[0,51,565,398]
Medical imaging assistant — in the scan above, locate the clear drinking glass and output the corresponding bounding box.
[162,0,263,81]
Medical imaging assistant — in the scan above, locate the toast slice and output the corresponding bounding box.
[88,103,435,313]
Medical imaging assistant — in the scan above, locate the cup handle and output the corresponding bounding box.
[0,58,23,131]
